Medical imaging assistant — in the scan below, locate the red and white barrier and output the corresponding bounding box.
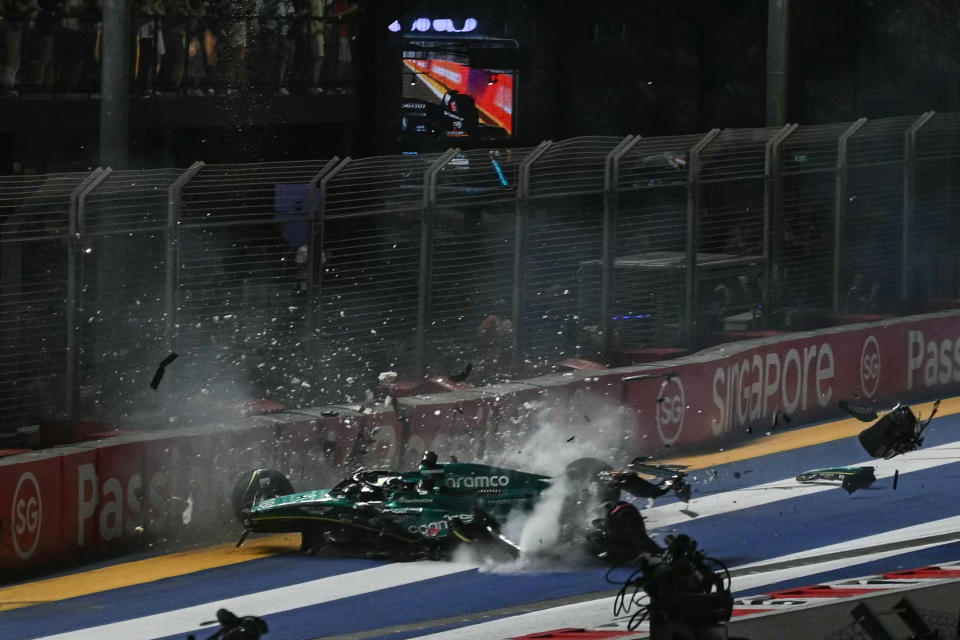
[2,310,959,577]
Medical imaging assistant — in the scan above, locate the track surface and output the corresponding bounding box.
[2,399,958,640]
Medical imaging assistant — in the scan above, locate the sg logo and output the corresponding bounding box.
[859,336,881,398]
[656,376,686,445]
[12,472,42,560]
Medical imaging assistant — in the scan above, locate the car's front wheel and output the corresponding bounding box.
[230,468,295,522]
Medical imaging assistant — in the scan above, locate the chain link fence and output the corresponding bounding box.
[2,112,960,436]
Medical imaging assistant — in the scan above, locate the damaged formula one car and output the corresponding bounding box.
[231,454,692,564]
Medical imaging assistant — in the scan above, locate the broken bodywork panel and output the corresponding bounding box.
[849,399,941,459]
[796,466,877,493]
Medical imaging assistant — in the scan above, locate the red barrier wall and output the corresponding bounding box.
[621,313,960,451]
[58,447,100,562]
[0,450,62,574]
[2,310,959,578]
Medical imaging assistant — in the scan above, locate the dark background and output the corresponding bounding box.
[1,0,958,172]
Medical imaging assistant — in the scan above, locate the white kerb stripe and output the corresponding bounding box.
[645,440,960,529]
[36,561,477,640]
[409,516,960,640]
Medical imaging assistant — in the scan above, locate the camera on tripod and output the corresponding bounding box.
[622,534,736,640]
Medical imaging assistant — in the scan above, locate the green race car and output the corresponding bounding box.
[232,454,692,563]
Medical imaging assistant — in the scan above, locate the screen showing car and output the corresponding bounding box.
[401,57,514,145]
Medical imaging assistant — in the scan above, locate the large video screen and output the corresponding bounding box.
[400,57,514,145]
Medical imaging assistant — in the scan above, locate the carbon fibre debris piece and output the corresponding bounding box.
[150,352,178,390]
[796,466,877,494]
[839,399,879,422]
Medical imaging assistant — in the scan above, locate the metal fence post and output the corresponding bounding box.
[308,156,347,345]
[763,123,798,324]
[67,167,111,420]
[165,161,204,352]
[685,129,720,347]
[902,111,936,301]
[512,141,552,365]
[601,135,642,354]
[833,118,867,314]
[415,148,460,377]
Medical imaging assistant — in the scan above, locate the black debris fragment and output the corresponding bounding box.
[584,415,591,423]
[893,469,899,490]
[772,411,792,428]
[448,362,472,383]
[733,471,741,479]
[841,469,876,494]
[566,436,575,443]
[857,399,939,459]
[150,353,178,390]
[839,399,879,422]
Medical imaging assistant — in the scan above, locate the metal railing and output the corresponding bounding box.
[2,112,959,435]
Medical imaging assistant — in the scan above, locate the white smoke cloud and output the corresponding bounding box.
[472,390,647,572]
[493,387,640,474]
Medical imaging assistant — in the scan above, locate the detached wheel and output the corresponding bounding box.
[564,457,612,482]
[230,468,294,521]
[559,458,614,541]
[564,457,618,503]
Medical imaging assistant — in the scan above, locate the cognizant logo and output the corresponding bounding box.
[444,475,510,489]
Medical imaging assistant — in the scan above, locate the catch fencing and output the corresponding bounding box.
[1,112,959,435]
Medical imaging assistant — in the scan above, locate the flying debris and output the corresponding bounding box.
[187,609,267,640]
[796,466,877,494]
[447,362,472,383]
[359,389,377,412]
[856,399,941,459]
[149,352,178,390]
[839,398,880,422]
[772,411,791,428]
[610,457,693,502]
